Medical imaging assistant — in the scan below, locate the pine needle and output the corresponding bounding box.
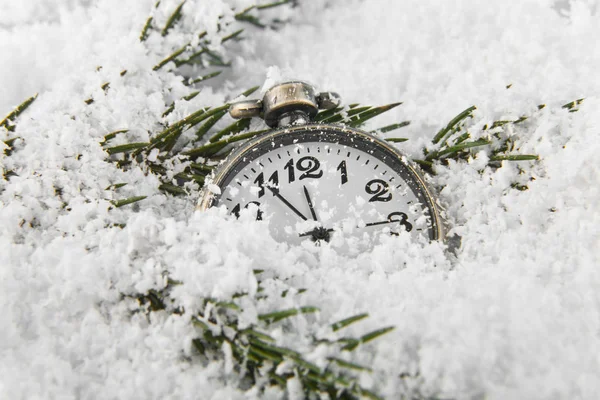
[140,16,153,41]
[346,102,402,128]
[385,137,409,143]
[153,45,187,71]
[194,110,228,140]
[111,195,147,208]
[328,357,372,372]
[188,70,222,85]
[431,105,476,144]
[331,313,369,331]
[161,1,185,36]
[490,154,539,161]
[184,129,267,158]
[342,326,395,351]
[105,142,150,155]
[221,29,244,43]
[100,129,128,145]
[1,94,38,131]
[258,306,319,323]
[239,86,260,98]
[372,121,410,133]
[208,118,251,142]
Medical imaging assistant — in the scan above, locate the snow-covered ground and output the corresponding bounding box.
[1,0,599,398]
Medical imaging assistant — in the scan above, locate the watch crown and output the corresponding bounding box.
[229,99,262,119]
[229,81,341,128]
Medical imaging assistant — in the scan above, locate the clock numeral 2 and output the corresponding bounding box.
[365,179,392,202]
[253,171,279,198]
[337,160,348,185]
[284,156,323,183]
[231,201,263,220]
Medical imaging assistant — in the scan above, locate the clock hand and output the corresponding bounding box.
[302,185,318,221]
[267,187,307,221]
[364,212,413,232]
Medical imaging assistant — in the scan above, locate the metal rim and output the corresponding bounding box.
[198,123,447,243]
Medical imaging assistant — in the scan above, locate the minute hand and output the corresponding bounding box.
[267,187,308,221]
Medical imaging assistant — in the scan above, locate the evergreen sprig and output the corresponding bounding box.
[135,273,392,399]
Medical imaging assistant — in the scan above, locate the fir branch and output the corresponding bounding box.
[132,276,391,399]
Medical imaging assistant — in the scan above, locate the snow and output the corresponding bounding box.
[1,0,599,399]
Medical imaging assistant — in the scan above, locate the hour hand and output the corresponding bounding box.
[303,185,318,221]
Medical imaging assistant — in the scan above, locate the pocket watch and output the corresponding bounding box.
[198,81,447,248]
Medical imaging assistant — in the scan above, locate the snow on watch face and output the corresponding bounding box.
[201,125,442,248]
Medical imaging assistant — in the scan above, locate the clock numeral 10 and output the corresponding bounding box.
[284,156,323,183]
[231,201,263,220]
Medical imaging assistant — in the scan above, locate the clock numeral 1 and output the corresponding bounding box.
[284,158,295,183]
[337,160,348,185]
[231,201,263,220]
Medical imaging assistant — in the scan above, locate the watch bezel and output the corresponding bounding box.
[198,123,446,242]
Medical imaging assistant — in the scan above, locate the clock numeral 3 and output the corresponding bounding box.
[284,156,323,183]
[365,179,392,202]
[388,211,413,232]
[231,201,263,220]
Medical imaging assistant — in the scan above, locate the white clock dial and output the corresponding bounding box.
[206,126,440,248]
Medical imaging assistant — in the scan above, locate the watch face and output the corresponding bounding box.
[201,124,442,249]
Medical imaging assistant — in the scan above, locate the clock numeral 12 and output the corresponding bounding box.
[284,156,323,183]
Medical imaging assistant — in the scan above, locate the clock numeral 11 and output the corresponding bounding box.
[253,171,279,198]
